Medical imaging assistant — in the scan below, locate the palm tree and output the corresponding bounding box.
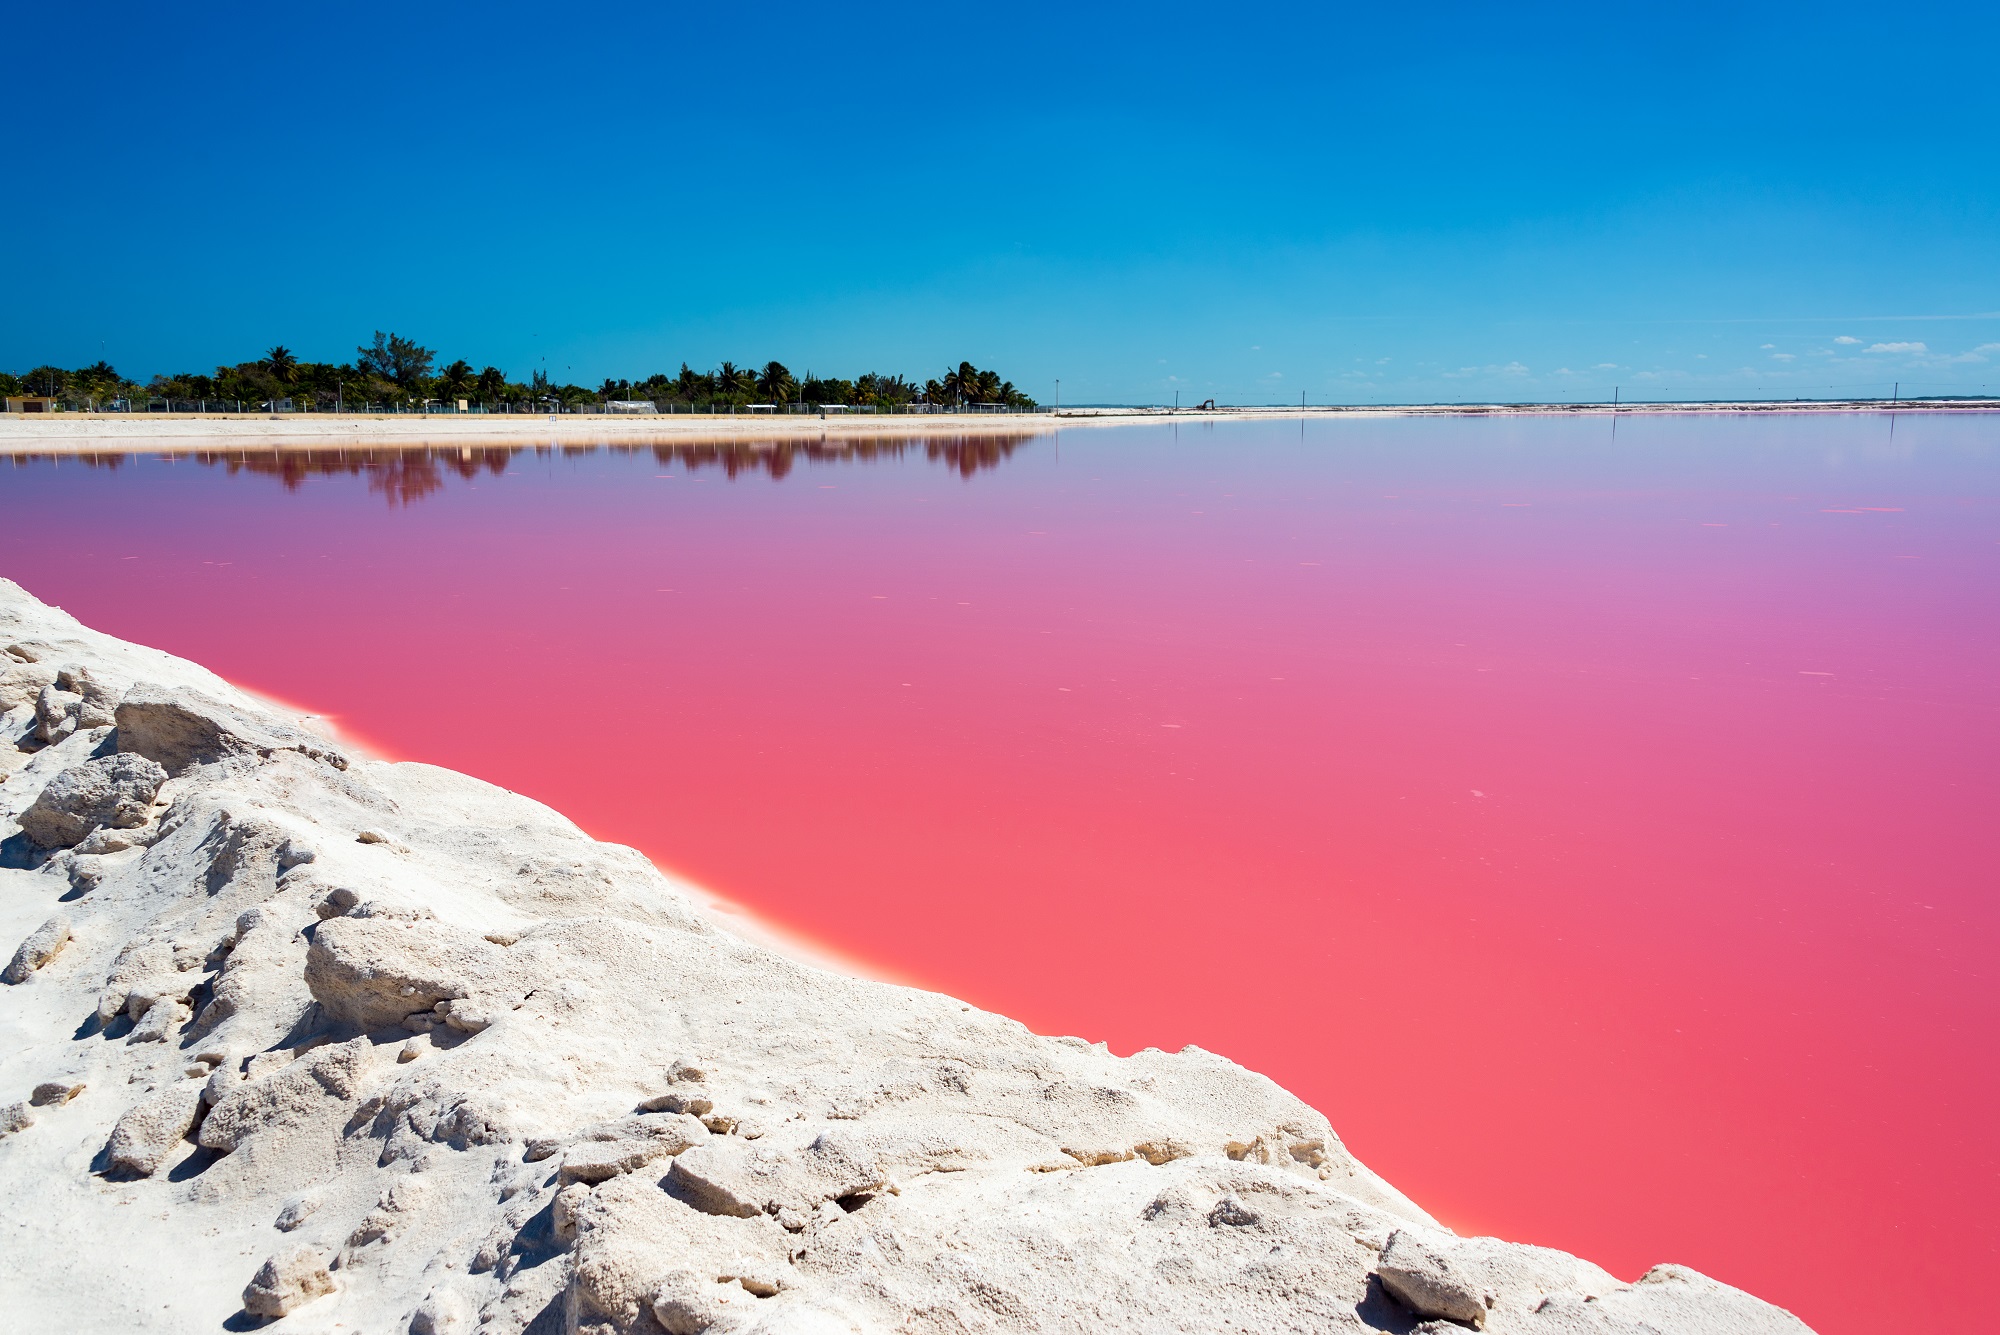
[756,360,796,403]
[263,346,297,385]
[476,366,506,397]
[439,360,474,402]
[941,361,981,406]
[974,369,1002,403]
[715,361,754,401]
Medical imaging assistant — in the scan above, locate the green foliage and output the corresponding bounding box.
[22,365,67,396]
[356,331,435,389]
[756,360,796,403]
[10,337,1036,411]
[438,360,475,399]
[714,361,754,402]
[675,364,713,401]
[855,372,917,405]
[214,360,281,404]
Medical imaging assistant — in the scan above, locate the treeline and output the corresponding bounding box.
[3,332,1038,410]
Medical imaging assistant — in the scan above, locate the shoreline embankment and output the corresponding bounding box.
[0,399,1992,455]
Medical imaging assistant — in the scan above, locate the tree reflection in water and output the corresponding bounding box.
[5,432,1043,506]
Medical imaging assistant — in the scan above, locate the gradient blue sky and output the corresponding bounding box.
[6,0,1997,404]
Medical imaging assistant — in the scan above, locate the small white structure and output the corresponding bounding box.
[604,401,658,414]
[4,397,56,413]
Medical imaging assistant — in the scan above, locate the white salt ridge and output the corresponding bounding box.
[0,577,1814,1333]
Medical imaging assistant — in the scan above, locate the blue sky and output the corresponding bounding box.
[6,0,1997,404]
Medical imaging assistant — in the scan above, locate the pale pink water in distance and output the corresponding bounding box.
[5,414,1997,1333]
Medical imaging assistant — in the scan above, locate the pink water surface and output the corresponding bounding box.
[6,415,1997,1331]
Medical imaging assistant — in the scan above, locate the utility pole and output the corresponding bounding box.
[1893,382,1899,403]
[1613,386,1619,408]
[1054,379,1060,415]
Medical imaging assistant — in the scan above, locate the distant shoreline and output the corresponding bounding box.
[1,398,1991,454]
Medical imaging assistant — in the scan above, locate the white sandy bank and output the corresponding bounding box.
[0,579,1812,1334]
[1,399,1989,455]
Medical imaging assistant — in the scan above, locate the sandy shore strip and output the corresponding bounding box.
[1,399,1992,454]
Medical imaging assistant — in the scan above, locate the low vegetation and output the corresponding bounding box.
[2,333,1037,411]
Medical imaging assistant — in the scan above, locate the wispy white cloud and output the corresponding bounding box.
[1771,352,1796,361]
[1833,335,1862,345]
[1442,361,1531,380]
[1592,362,1617,370]
[1760,343,1775,349]
[1866,341,1928,353]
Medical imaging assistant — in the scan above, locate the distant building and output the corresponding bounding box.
[604,401,658,414]
[4,397,57,413]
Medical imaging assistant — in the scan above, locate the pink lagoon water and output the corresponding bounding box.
[5,414,1997,1331]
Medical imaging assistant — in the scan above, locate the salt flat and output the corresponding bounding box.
[0,400,1988,455]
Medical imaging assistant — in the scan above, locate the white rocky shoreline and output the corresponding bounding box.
[0,577,1813,1334]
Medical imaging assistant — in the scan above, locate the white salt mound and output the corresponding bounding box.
[0,576,1815,1333]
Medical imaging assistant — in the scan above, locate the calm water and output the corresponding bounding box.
[7,415,1997,1331]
